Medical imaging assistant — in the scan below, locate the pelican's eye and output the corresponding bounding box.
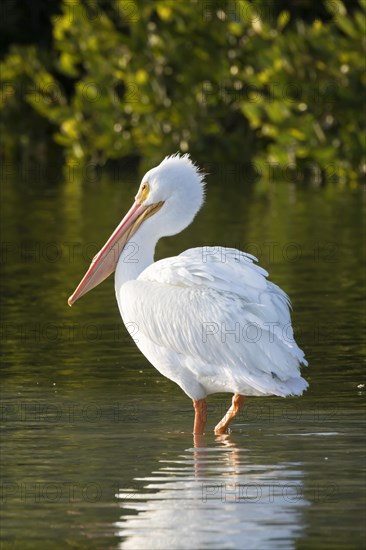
[137,182,150,204]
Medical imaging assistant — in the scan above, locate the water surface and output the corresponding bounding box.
[1,165,365,549]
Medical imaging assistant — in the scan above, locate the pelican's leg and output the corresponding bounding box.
[193,399,207,435]
[214,394,245,434]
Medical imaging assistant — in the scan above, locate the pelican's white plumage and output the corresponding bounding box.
[118,246,308,401]
[69,154,308,433]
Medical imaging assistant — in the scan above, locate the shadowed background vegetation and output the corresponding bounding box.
[0,0,365,181]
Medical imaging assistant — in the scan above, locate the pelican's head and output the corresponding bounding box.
[139,154,205,236]
[68,154,205,306]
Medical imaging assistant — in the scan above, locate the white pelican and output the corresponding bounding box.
[68,154,308,434]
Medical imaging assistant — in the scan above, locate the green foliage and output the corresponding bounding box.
[0,0,365,179]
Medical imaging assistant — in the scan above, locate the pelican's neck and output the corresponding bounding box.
[115,221,159,289]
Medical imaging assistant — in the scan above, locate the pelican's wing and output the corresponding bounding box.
[120,247,308,397]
